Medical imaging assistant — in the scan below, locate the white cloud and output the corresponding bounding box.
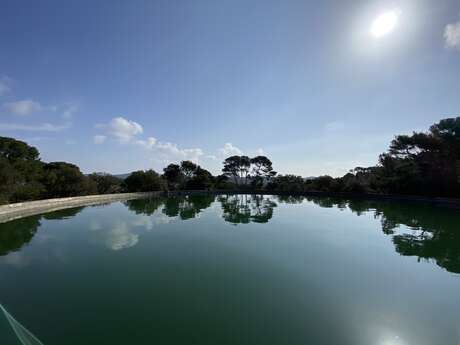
[4,99,42,115]
[0,77,10,96]
[96,117,204,163]
[94,135,107,144]
[0,122,71,132]
[135,136,157,149]
[444,17,460,50]
[140,139,204,163]
[219,142,242,156]
[154,141,204,163]
[97,116,143,143]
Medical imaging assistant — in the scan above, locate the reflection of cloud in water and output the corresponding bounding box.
[89,209,174,251]
[132,212,175,231]
[106,222,139,251]
[90,220,138,251]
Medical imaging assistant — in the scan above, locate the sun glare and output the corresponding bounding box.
[370,10,399,38]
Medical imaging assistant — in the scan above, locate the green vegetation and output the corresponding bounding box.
[0,117,459,204]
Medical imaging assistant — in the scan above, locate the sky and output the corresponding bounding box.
[0,0,459,176]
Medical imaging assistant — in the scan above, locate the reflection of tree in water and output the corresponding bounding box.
[0,216,41,256]
[307,197,460,274]
[162,195,215,220]
[276,195,305,204]
[125,195,215,220]
[218,194,277,225]
[0,207,84,256]
[125,198,165,216]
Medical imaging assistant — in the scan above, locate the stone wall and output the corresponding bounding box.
[0,192,163,223]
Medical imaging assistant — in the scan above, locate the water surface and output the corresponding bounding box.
[1,195,459,345]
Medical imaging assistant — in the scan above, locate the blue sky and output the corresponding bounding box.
[1,0,459,176]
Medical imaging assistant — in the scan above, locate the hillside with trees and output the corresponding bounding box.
[0,117,459,204]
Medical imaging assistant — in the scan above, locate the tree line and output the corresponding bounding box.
[0,116,459,204]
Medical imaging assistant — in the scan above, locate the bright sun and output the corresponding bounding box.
[370,10,399,38]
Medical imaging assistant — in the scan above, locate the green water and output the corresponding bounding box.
[1,195,459,345]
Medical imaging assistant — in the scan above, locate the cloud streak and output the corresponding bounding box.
[0,122,71,132]
[444,17,460,50]
[3,99,42,115]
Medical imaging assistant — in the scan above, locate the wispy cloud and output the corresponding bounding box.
[0,122,71,132]
[219,142,242,156]
[3,99,42,115]
[94,135,107,144]
[444,16,460,50]
[22,136,52,142]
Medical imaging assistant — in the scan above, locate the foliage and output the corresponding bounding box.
[0,137,46,203]
[163,161,214,190]
[180,160,198,179]
[267,175,306,192]
[125,170,165,192]
[42,162,97,198]
[184,167,214,190]
[88,173,124,194]
[222,155,251,185]
[222,155,277,188]
[162,164,183,190]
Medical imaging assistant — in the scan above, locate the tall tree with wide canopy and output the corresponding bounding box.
[222,155,251,185]
[250,156,276,188]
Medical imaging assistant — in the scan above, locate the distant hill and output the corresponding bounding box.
[114,173,131,180]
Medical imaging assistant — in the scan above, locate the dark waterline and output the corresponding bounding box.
[1,195,459,345]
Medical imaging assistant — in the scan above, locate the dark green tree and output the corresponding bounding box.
[184,167,214,190]
[222,155,251,186]
[250,156,276,188]
[0,137,45,203]
[180,160,198,179]
[41,162,97,198]
[268,175,305,192]
[125,169,165,192]
[163,164,183,190]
